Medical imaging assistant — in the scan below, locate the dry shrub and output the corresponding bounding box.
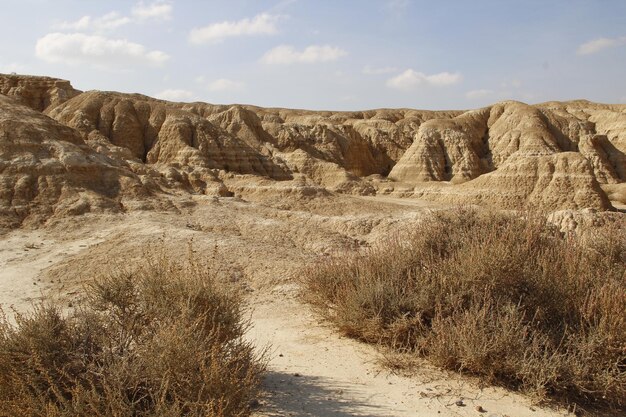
[302,209,626,409]
[0,250,264,417]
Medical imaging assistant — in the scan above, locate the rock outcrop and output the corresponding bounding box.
[0,94,163,228]
[47,92,292,181]
[47,89,463,193]
[388,108,491,183]
[0,73,80,112]
[389,101,625,210]
[0,73,624,223]
[412,153,610,211]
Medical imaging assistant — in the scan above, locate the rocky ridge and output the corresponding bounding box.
[0,73,624,227]
[0,94,164,229]
[0,73,80,112]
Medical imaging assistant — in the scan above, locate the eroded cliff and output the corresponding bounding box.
[0,73,624,226]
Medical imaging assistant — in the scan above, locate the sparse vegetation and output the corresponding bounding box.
[303,209,626,409]
[0,251,264,417]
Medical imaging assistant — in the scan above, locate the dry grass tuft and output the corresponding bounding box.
[0,249,264,417]
[302,209,626,410]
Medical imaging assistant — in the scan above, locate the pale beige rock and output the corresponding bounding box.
[389,101,625,210]
[47,92,292,181]
[1,74,624,217]
[0,73,80,111]
[46,89,462,194]
[411,153,610,211]
[0,95,155,228]
[602,182,626,206]
[388,108,491,183]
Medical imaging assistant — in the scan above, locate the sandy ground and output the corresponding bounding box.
[0,226,107,313]
[0,194,576,417]
[248,287,573,417]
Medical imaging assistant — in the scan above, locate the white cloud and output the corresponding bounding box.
[53,1,172,33]
[261,45,347,64]
[465,89,494,99]
[35,33,169,69]
[132,1,173,21]
[54,16,91,31]
[155,89,195,101]
[189,13,280,44]
[362,65,398,75]
[386,69,462,90]
[577,36,626,55]
[207,78,244,92]
[54,12,131,33]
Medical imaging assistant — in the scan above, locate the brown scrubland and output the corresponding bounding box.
[0,251,264,417]
[303,209,625,409]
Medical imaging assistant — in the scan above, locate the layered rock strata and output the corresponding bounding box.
[0,73,624,224]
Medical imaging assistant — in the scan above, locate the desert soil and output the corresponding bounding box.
[0,194,574,417]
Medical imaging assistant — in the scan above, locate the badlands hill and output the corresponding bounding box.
[1,73,624,229]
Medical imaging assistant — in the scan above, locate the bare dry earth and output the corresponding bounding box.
[0,193,578,417]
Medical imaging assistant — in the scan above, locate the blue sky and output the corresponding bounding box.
[1,0,625,110]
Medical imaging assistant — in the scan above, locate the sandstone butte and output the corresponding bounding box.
[1,73,625,229]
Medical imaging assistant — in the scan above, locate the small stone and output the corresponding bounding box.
[293,372,301,377]
[475,405,485,412]
[248,399,260,409]
[455,399,465,407]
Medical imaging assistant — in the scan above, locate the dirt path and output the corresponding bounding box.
[0,227,106,314]
[247,285,572,417]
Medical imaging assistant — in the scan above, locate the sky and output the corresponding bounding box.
[1,0,625,110]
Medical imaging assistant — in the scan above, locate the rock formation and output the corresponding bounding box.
[0,94,162,228]
[412,152,610,211]
[48,92,289,178]
[0,73,624,227]
[0,73,80,112]
[389,101,625,210]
